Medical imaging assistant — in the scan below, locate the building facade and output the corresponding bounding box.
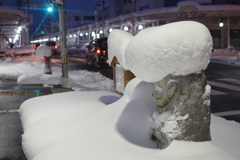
[34,0,240,49]
[0,6,31,48]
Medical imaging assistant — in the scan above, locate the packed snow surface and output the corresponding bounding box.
[0,57,113,91]
[125,21,213,82]
[108,29,133,69]
[19,78,240,160]
[0,46,35,56]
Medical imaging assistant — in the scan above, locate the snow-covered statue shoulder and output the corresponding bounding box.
[152,73,211,149]
[124,21,213,149]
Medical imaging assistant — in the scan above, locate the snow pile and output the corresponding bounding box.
[0,46,35,56]
[0,58,113,91]
[17,73,61,85]
[13,46,35,55]
[19,78,240,160]
[0,60,42,79]
[1,57,13,63]
[108,29,133,69]
[125,21,213,82]
[67,70,114,91]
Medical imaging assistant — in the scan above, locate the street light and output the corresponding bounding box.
[219,22,224,27]
[47,6,53,12]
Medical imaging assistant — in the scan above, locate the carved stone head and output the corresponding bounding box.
[152,72,211,149]
[152,74,178,110]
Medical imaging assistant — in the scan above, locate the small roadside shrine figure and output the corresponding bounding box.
[124,21,213,149]
[36,45,52,74]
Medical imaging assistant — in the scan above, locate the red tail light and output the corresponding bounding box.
[55,45,57,49]
[96,49,101,54]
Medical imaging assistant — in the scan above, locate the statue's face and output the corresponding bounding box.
[152,79,170,108]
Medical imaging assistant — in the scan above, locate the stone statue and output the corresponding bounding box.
[152,72,211,149]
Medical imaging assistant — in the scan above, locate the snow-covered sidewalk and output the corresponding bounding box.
[2,21,240,160]
[0,57,113,91]
[0,46,35,57]
[19,78,240,160]
[211,49,240,66]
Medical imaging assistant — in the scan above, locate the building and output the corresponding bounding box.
[0,6,31,48]
[66,12,95,30]
[35,0,240,49]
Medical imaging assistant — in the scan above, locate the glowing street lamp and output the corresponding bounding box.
[219,22,224,27]
[47,5,53,12]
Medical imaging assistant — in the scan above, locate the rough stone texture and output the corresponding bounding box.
[152,72,211,149]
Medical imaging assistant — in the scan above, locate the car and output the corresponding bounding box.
[44,41,58,54]
[85,37,108,68]
[32,43,41,50]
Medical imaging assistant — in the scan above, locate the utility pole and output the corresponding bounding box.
[131,0,136,35]
[24,0,30,45]
[54,0,70,88]
[16,0,22,9]
[227,17,231,49]
[102,0,106,37]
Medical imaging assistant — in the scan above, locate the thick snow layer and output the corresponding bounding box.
[0,58,113,91]
[36,45,52,58]
[108,29,133,69]
[0,46,35,56]
[19,78,240,160]
[125,21,212,82]
[17,73,61,85]
[0,59,42,79]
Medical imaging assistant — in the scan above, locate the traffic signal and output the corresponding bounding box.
[47,5,53,12]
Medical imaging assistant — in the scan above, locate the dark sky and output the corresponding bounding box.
[1,0,96,36]
[27,0,96,35]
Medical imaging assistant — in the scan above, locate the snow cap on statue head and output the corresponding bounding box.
[125,21,213,82]
[36,45,52,58]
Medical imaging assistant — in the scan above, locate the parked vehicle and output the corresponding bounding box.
[44,41,57,54]
[32,43,41,50]
[85,38,108,68]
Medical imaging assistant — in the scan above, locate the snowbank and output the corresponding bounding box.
[17,73,61,85]
[0,59,42,79]
[0,46,35,57]
[0,58,113,91]
[19,78,240,160]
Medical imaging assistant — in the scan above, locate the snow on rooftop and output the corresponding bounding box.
[125,21,212,82]
[108,29,133,69]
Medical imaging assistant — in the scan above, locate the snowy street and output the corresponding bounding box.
[1,0,240,159]
[3,22,240,160]
[0,46,240,160]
